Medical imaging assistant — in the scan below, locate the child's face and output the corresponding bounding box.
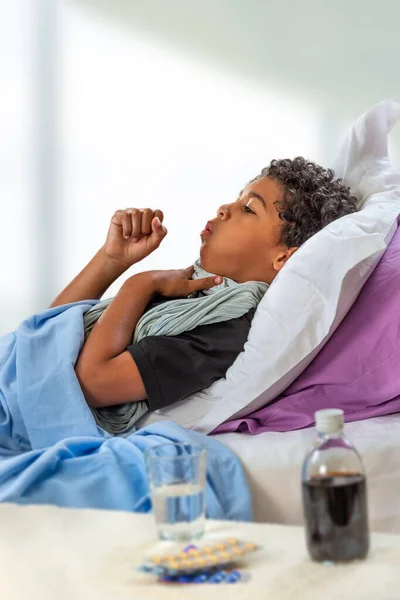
[200,176,297,284]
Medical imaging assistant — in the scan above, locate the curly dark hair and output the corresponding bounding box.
[253,157,359,248]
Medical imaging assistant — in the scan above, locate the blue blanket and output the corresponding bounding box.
[0,302,252,520]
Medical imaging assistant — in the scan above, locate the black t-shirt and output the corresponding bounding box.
[126,296,255,412]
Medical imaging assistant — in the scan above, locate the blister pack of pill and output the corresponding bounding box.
[138,537,259,583]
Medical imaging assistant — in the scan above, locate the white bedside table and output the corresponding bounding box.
[0,503,399,600]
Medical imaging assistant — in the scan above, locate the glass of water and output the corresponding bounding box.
[145,442,207,542]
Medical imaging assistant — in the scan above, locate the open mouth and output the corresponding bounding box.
[200,221,213,237]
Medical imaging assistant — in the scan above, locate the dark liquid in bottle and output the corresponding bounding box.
[302,473,369,562]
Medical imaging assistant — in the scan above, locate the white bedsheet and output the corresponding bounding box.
[214,414,400,533]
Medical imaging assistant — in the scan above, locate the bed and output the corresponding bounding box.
[214,414,400,534]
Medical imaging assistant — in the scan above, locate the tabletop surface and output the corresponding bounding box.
[0,503,399,600]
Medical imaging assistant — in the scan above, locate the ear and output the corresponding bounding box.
[272,246,298,273]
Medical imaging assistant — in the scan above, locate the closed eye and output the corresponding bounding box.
[243,205,256,215]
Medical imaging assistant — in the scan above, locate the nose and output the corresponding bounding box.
[217,203,230,220]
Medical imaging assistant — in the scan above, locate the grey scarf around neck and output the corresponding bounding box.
[84,260,268,435]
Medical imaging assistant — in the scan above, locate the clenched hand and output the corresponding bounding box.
[103,208,167,267]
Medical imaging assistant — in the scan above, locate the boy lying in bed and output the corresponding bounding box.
[50,157,358,434]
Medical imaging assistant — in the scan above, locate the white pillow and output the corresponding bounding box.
[136,99,400,434]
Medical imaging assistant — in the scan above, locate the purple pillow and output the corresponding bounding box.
[214,224,400,434]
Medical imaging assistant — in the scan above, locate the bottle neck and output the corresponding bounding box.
[317,429,344,441]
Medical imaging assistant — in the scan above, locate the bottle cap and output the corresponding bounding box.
[315,409,344,434]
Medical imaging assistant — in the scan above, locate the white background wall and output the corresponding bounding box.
[1,0,399,334]
[0,1,35,333]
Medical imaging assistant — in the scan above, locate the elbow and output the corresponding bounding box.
[75,350,147,409]
[75,360,104,409]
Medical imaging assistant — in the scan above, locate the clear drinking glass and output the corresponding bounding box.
[145,442,207,541]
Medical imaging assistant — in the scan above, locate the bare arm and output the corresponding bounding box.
[75,268,221,409]
[49,207,166,309]
[58,206,220,410]
[75,273,153,408]
[50,206,167,407]
[49,249,127,308]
